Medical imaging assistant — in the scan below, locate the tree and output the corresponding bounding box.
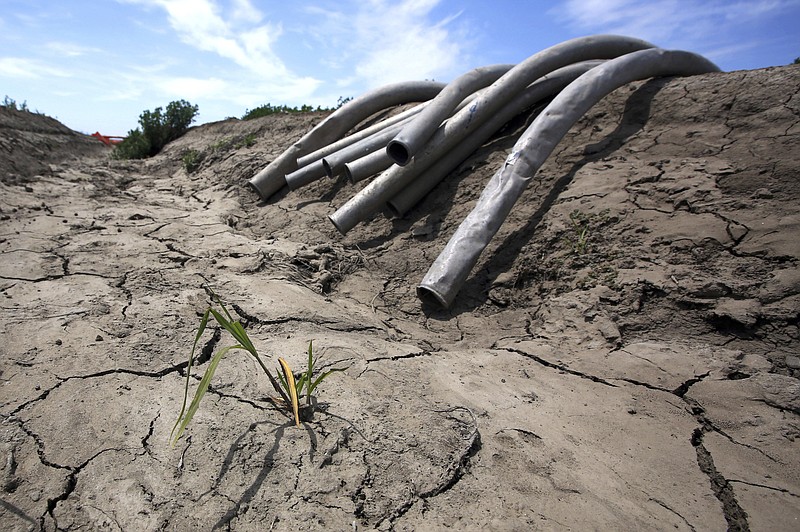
[114,100,199,159]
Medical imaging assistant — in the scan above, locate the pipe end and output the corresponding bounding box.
[416,284,450,309]
[386,140,411,166]
[322,159,334,178]
[343,164,355,184]
[327,214,348,236]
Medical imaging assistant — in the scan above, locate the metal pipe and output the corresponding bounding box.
[248,80,446,200]
[296,101,428,169]
[328,35,655,234]
[344,149,396,184]
[387,64,514,166]
[417,48,720,308]
[286,118,410,189]
[321,120,408,179]
[320,88,486,183]
[284,160,328,190]
[386,61,602,217]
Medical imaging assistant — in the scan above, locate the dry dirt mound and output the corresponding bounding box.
[0,107,105,186]
[1,65,798,531]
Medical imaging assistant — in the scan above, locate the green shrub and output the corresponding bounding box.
[2,95,29,112]
[114,99,199,159]
[182,149,203,173]
[241,97,352,121]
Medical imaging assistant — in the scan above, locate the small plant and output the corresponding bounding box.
[170,289,346,446]
[182,148,203,173]
[240,98,351,121]
[114,99,199,159]
[276,340,348,422]
[565,210,591,255]
[2,95,29,112]
[563,209,610,255]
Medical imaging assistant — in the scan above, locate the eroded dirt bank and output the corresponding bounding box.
[1,65,799,531]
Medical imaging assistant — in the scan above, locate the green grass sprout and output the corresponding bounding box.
[170,288,289,446]
[170,289,348,446]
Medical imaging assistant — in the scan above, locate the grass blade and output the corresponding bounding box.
[170,308,210,444]
[278,357,301,427]
[308,367,348,396]
[170,344,243,446]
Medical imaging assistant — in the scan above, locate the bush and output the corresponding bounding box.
[241,97,352,121]
[114,99,199,159]
[2,95,29,112]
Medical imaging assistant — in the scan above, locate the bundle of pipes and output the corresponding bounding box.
[248,35,720,309]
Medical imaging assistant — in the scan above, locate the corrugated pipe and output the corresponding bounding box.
[386,64,515,166]
[248,80,446,200]
[328,35,654,235]
[417,48,721,308]
[386,60,603,217]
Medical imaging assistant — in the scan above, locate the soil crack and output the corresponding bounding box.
[498,346,618,387]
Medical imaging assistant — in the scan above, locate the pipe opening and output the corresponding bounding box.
[386,140,411,166]
[385,199,403,218]
[416,285,449,309]
[327,214,347,236]
[343,164,355,184]
[247,180,267,201]
[322,159,334,178]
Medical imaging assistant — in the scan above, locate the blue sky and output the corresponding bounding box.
[1,0,798,135]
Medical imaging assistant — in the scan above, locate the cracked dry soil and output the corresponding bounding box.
[1,65,799,531]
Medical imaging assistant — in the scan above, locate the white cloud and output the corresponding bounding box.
[0,57,71,79]
[552,0,798,45]
[119,0,320,98]
[44,42,103,58]
[301,0,470,90]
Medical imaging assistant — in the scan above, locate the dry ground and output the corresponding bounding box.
[1,65,799,531]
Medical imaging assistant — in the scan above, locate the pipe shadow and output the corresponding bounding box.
[430,77,666,316]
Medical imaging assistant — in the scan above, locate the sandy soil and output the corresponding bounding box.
[1,65,799,531]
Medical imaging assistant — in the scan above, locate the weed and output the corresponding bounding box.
[276,340,348,422]
[182,149,203,173]
[2,95,29,112]
[241,98,351,121]
[563,209,610,255]
[170,288,346,445]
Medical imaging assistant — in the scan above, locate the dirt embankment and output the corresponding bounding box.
[1,65,798,531]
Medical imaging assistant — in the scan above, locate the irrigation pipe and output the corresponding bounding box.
[417,48,720,308]
[328,35,655,234]
[387,64,514,166]
[386,61,602,217]
[286,119,409,190]
[296,101,429,169]
[344,149,396,184]
[248,80,446,200]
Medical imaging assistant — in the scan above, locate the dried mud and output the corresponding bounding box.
[1,65,799,531]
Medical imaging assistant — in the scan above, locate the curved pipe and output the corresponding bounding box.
[387,64,514,166]
[386,61,602,217]
[296,101,428,169]
[417,48,720,308]
[319,88,486,184]
[328,35,655,234]
[345,149,396,184]
[248,80,446,200]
